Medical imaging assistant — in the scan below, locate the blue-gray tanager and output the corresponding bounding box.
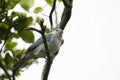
[13,28,63,71]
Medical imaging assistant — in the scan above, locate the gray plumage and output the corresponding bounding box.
[13,28,63,71]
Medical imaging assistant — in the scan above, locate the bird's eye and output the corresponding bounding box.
[56,29,59,31]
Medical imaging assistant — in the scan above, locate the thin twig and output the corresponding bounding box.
[0,26,11,54]
[39,19,51,59]
[39,20,52,80]
[12,71,15,80]
[25,19,52,80]
[55,8,58,27]
[0,41,5,54]
[25,27,42,34]
[0,28,11,79]
[0,62,11,80]
[49,0,57,30]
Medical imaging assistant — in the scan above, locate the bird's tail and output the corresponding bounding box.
[13,56,28,72]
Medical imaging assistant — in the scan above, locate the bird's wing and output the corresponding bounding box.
[26,33,53,54]
[13,33,53,71]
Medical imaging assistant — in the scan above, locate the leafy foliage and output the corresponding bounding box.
[4,53,13,69]
[0,0,35,79]
[58,0,62,2]
[13,17,33,31]
[5,0,21,10]
[5,41,17,50]
[0,0,62,80]
[34,7,42,14]
[45,0,53,6]
[18,30,34,43]
[45,0,62,6]
[20,0,34,11]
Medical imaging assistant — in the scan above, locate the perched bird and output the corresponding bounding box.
[13,28,63,71]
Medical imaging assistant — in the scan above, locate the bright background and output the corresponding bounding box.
[17,0,120,80]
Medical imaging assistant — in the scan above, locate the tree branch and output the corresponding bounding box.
[41,0,73,79]
[25,27,42,34]
[39,19,52,80]
[49,0,57,30]
[0,62,11,80]
[41,58,52,80]
[0,27,12,80]
[59,0,73,30]
[0,27,11,54]
[24,19,52,80]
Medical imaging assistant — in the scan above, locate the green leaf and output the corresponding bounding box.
[13,49,26,58]
[45,28,50,33]
[15,71,21,76]
[5,0,20,10]
[45,0,53,6]
[4,53,13,69]
[13,17,33,31]
[58,0,62,2]
[0,55,5,66]
[18,30,34,43]
[0,74,7,80]
[0,23,9,30]
[34,7,42,14]
[14,34,20,38]
[20,0,34,11]
[13,49,22,57]
[0,23,9,40]
[0,0,5,10]
[11,11,27,18]
[5,41,17,50]
[45,0,62,6]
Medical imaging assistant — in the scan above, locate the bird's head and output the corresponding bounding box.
[52,28,63,37]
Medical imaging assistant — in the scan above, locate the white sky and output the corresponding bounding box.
[17,0,120,80]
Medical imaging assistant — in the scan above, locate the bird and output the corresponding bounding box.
[13,28,63,71]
